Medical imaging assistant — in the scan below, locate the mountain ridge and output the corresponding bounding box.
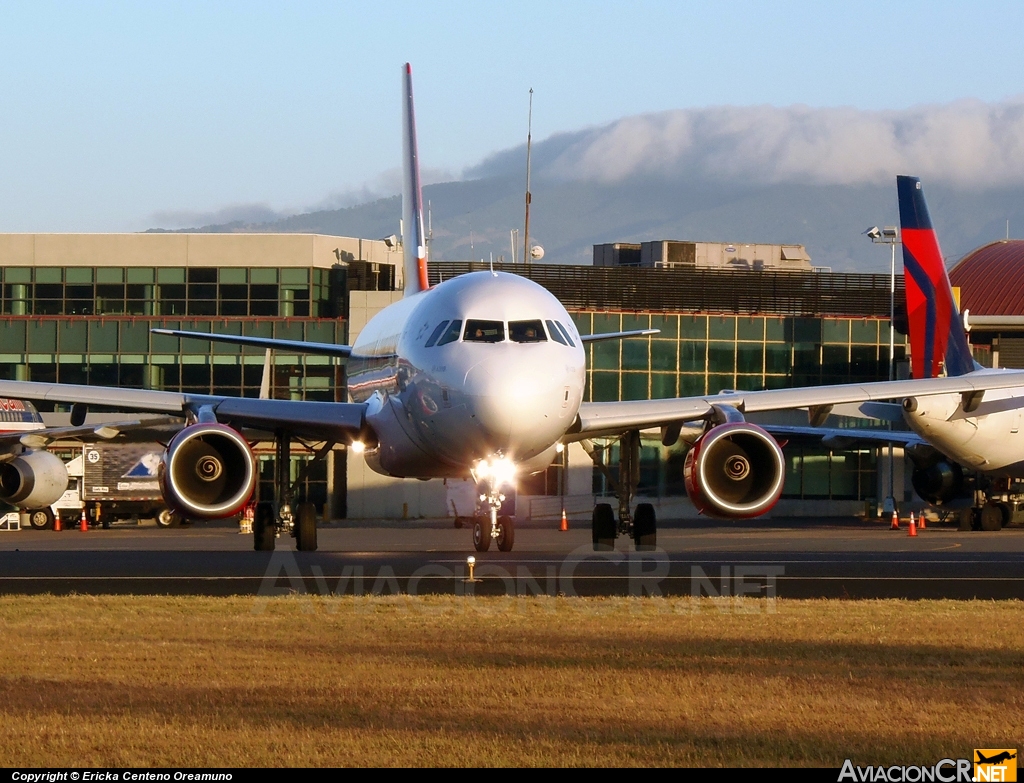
[149,175,1024,273]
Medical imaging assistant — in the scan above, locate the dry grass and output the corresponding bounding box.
[0,595,1021,766]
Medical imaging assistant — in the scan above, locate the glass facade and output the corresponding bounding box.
[0,266,339,318]
[0,266,350,402]
[0,316,345,401]
[572,311,905,402]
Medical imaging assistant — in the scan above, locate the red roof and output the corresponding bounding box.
[949,240,1024,316]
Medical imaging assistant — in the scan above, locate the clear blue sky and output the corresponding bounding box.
[1,0,1023,231]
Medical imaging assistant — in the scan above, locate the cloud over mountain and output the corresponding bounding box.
[471,99,1024,188]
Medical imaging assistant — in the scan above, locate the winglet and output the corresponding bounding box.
[897,175,977,378]
[402,63,429,296]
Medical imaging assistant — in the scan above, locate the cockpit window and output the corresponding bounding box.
[464,320,504,343]
[555,321,576,347]
[425,321,449,347]
[436,319,462,346]
[509,320,547,343]
[546,319,567,346]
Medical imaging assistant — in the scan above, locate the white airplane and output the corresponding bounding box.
[3,66,1024,553]
[892,174,1024,529]
[0,396,178,523]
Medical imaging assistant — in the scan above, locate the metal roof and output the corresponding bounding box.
[950,240,1024,316]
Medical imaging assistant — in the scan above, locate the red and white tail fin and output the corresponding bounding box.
[401,63,429,296]
[897,175,978,378]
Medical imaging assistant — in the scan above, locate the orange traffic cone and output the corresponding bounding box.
[918,513,926,530]
[908,513,917,537]
[79,509,89,532]
[559,508,568,531]
[890,510,899,530]
[53,512,62,532]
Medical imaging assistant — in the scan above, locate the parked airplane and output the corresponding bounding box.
[2,66,1024,553]
[0,399,68,519]
[895,174,1024,530]
[763,176,1024,530]
[0,396,177,526]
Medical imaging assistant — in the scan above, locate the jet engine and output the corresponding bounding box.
[159,423,256,519]
[683,423,785,518]
[911,460,967,505]
[0,449,69,509]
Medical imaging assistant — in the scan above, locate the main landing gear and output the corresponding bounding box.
[958,501,1011,532]
[585,430,657,552]
[253,431,333,553]
[954,477,1019,532]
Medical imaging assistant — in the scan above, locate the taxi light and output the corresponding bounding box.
[472,456,517,487]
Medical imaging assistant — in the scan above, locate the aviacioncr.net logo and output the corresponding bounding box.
[839,759,973,782]
[974,749,1017,783]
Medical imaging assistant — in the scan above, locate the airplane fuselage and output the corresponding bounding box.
[347,271,586,479]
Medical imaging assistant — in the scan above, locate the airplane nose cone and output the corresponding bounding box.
[465,354,563,453]
[465,361,515,446]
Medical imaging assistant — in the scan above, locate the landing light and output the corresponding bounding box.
[472,456,517,487]
[350,441,365,454]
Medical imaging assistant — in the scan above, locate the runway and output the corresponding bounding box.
[0,517,1022,599]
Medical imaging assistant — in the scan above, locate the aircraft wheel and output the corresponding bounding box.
[957,508,975,531]
[254,502,276,551]
[28,508,54,530]
[592,503,616,551]
[496,515,515,552]
[633,503,657,550]
[156,509,181,528]
[296,502,318,552]
[472,517,491,552]
[980,504,1003,531]
[998,503,1012,526]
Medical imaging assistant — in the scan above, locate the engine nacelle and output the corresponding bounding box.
[683,423,784,518]
[0,449,69,509]
[912,461,967,505]
[159,423,256,519]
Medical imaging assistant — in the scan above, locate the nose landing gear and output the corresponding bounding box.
[471,465,516,552]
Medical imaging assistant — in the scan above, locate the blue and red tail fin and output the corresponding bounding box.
[897,175,978,378]
[401,63,429,296]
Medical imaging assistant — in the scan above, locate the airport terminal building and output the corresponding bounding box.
[0,232,916,521]
[0,232,401,517]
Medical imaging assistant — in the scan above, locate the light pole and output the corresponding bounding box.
[865,225,901,516]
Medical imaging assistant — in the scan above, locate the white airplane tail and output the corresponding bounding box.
[401,63,429,296]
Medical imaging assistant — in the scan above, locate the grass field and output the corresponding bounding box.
[0,595,1021,767]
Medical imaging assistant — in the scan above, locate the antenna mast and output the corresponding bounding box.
[523,88,533,264]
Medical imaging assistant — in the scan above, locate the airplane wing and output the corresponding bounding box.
[580,329,659,343]
[8,416,184,450]
[0,381,367,443]
[761,424,925,449]
[570,370,1024,438]
[151,329,352,358]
